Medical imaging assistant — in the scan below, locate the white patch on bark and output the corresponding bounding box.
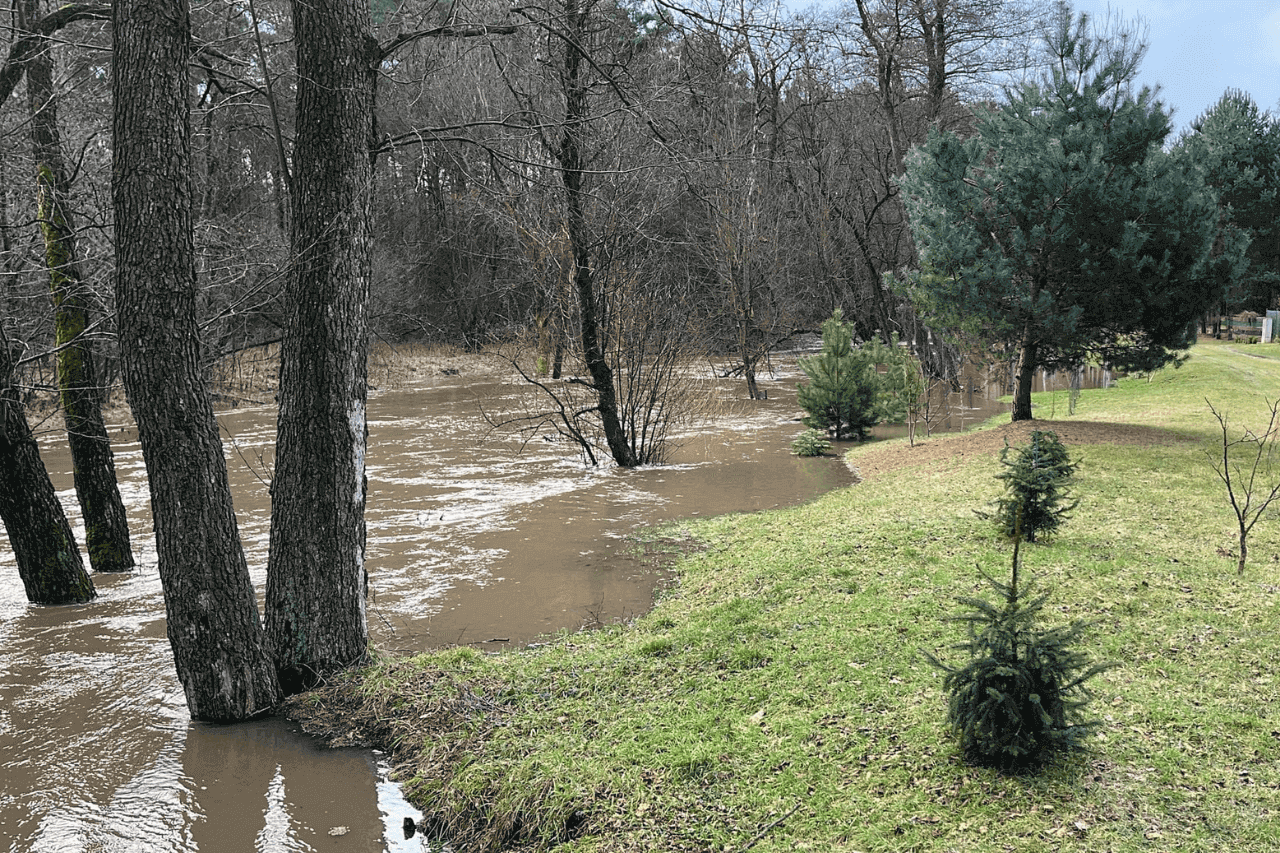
[349,397,365,514]
[349,396,368,619]
[216,660,233,706]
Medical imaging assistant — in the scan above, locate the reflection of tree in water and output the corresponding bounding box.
[181,718,384,851]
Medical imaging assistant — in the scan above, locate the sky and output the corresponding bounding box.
[1071,0,1280,135]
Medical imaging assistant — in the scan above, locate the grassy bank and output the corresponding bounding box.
[288,339,1280,852]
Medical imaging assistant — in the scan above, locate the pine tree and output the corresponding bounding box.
[1178,90,1280,318]
[926,537,1112,770]
[797,311,878,440]
[988,430,1078,543]
[798,312,918,440]
[897,6,1231,421]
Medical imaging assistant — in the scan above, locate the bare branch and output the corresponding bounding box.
[0,4,110,111]
[1205,398,1280,575]
[379,22,522,62]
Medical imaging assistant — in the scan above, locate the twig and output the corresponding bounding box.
[738,800,803,853]
[371,604,397,635]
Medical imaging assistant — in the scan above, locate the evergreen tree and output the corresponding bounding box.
[987,430,1078,543]
[926,538,1112,770]
[798,311,877,440]
[898,6,1233,421]
[1177,90,1280,318]
[798,310,914,440]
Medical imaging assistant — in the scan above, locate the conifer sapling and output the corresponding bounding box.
[985,430,1078,542]
[925,534,1113,770]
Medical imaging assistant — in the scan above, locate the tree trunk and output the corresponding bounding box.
[1012,334,1037,422]
[114,0,280,720]
[552,266,568,380]
[0,330,95,605]
[24,0,133,573]
[264,0,375,694]
[557,0,636,468]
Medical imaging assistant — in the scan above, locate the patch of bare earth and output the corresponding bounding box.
[849,419,1182,482]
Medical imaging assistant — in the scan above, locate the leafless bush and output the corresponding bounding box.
[1205,398,1280,575]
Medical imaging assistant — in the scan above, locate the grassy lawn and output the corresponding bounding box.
[289,339,1280,852]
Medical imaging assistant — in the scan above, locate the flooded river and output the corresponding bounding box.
[0,355,858,852]
[0,351,1107,851]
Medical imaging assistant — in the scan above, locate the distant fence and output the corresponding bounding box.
[1216,312,1278,342]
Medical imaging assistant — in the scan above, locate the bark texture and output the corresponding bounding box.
[1013,327,1037,422]
[113,0,279,720]
[0,333,95,605]
[24,0,133,572]
[264,0,376,693]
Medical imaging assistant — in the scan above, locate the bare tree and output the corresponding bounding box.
[21,0,134,573]
[1205,399,1280,576]
[670,2,812,399]
[785,0,1045,352]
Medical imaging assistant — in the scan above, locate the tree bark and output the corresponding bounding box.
[556,0,636,468]
[264,0,376,693]
[0,330,95,605]
[23,0,133,573]
[114,0,280,720]
[1012,333,1037,422]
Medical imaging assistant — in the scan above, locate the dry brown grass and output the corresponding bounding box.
[846,418,1184,482]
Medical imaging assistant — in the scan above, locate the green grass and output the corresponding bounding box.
[290,339,1280,852]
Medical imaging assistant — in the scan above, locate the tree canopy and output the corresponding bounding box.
[1177,89,1280,319]
[897,6,1232,420]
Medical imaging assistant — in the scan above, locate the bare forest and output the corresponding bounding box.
[2,0,1049,406]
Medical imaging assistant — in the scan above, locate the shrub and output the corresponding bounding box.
[790,429,832,457]
[986,430,1078,542]
[925,540,1112,770]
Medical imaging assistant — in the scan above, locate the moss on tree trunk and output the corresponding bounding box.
[25,0,134,573]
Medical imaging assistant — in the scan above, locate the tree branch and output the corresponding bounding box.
[0,4,110,111]
[379,23,521,62]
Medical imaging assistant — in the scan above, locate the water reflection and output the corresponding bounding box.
[181,719,390,853]
[0,592,420,852]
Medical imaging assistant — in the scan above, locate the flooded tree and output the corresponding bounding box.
[264,0,377,693]
[21,0,133,574]
[114,0,280,720]
[671,4,811,400]
[0,328,95,605]
[544,0,639,467]
[485,0,703,467]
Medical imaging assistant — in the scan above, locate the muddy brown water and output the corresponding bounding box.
[0,355,1104,851]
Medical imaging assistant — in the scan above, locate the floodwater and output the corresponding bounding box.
[0,352,1107,852]
[0,356,853,852]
